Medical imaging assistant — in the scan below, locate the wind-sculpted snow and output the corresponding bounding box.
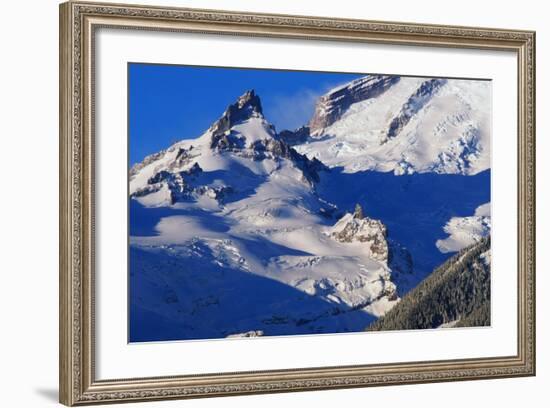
[129,201,398,341]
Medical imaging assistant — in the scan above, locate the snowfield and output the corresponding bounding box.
[436,203,491,253]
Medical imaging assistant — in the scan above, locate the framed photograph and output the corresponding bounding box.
[59,1,536,405]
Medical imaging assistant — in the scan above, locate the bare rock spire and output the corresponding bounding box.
[354,203,365,220]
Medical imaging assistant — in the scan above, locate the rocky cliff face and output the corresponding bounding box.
[309,75,400,134]
[209,89,276,151]
[383,78,447,143]
[250,137,327,184]
[210,90,264,140]
[278,126,310,146]
[131,161,234,204]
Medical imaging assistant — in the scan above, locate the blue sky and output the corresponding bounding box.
[128,63,362,165]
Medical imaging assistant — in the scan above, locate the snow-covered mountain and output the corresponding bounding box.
[130,90,325,208]
[129,90,403,341]
[129,74,491,342]
[293,75,491,175]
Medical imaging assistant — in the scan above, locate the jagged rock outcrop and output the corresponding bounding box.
[331,204,389,262]
[383,78,447,143]
[278,126,310,146]
[209,89,277,151]
[309,75,400,134]
[129,150,165,178]
[131,162,215,204]
[128,74,492,341]
[210,90,262,136]
[250,137,327,184]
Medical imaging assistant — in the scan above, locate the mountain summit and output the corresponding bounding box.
[209,89,264,143]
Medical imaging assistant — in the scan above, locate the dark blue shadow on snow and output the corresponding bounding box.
[236,235,313,262]
[129,247,375,342]
[129,199,233,237]
[317,168,491,279]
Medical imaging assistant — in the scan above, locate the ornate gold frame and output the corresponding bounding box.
[59,1,536,405]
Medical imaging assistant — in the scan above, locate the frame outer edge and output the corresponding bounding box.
[518,30,536,376]
[527,30,536,376]
[532,31,536,376]
[60,1,76,406]
[60,1,536,404]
